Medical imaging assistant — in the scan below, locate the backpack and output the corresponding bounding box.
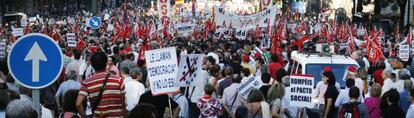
[338,102,360,118]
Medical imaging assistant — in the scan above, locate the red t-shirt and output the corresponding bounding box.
[373,69,384,86]
[268,62,283,79]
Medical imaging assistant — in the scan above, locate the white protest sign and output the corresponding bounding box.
[399,45,410,61]
[20,18,28,27]
[104,14,110,20]
[12,28,24,36]
[287,23,297,32]
[176,54,205,87]
[145,47,179,95]
[288,75,314,108]
[235,29,248,39]
[237,76,264,99]
[339,43,348,49]
[215,6,278,29]
[0,40,5,59]
[48,18,56,25]
[175,23,195,37]
[357,29,366,36]
[66,33,77,47]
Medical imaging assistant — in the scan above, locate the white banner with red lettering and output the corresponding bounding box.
[157,0,171,24]
[215,6,278,29]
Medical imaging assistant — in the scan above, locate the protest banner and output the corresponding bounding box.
[12,28,24,37]
[176,54,205,87]
[157,0,171,24]
[399,45,410,61]
[288,75,314,108]
[66,33,77,47]
[235,29,248,39]
[145,47,179,95]
[261,0,273,10]
[0,40,5,58]
[215,6,278,29]
[237,76,264,99]
[214,28,226,39]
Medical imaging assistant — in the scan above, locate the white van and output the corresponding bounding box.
[2,12,27,24]
[289,51,359,88]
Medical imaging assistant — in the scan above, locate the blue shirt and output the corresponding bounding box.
[400,90,410,114]
[55,79,81,97]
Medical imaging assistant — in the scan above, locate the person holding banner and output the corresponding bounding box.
[222,76,244,118]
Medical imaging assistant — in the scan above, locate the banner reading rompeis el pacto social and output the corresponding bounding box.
[214,6,278,29]
[157,0,171,24]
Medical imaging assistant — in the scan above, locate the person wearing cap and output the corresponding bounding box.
[346,66,364,96]
[313,66,340,116]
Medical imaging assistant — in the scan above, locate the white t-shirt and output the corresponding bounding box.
[78,63,94,80]
[313,81,340,104]
[172,94,189,118]
[125,79,145,111]
[382,78,404,95]
[41,105,53,118]
[354,78,364,95]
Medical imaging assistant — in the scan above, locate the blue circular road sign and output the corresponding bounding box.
[88,16,102,29]
[7,33,63,89]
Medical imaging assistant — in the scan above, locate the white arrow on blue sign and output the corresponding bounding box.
[7,33,63,89]
[88,16,101,29]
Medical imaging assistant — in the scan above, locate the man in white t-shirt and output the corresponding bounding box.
[124,67,145,111]
[78,55,94,81]
[382,70,404,95]
[169,92,189,118]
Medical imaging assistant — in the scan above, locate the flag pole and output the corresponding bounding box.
[168,98,174,118]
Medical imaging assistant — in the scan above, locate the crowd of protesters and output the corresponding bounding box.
[2,3,414,118]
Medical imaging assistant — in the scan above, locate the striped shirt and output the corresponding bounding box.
[79,72,126,118]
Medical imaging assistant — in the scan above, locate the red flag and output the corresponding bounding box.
[295,21,306,34]
[255,24,260,39]
[289,35,310,51]
[367,41,383,63]
[270,24,278,54]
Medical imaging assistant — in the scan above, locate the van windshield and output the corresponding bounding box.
[3,15,22,24]
[306,64,357,88]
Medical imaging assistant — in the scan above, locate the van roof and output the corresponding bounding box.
[291,51,359,66]
[4,12,27,17]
